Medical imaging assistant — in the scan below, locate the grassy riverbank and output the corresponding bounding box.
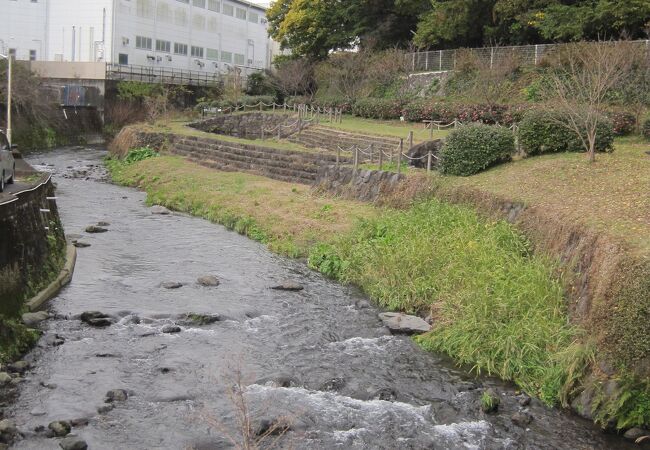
[106,152,591,412]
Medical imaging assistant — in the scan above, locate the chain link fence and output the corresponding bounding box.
[407,40,650,73]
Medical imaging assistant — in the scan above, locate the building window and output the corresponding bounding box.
[234,53,244,65]
[222,3,233,16]
[137,0,154,19]
[157,2,172,23]
[207,0,220,12]
[174,43,188,55]
[156,39,171,52]
[235,7,246,20]
[206,48,219,60]
[119,53,129,65]
[208,17,218,32]
[220,51,232,63]
[29,50,37,61]
[191,46,204,58]
[175,8,188,26]
[192,13,206,30]
[192,0,206,7]
[248,12,258,23]
[136,36,153,50]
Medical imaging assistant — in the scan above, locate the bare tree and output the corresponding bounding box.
[542,41,637,162]
[266,58,315,100]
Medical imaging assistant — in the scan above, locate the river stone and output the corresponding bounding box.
[85,225,108,233]
[355,300,371,309]
[80,311,114,328]
[22,311,50,327]
[151,205,171,215]
[48,420,71,437]
[271,281,304,292]
[511,411,533,427]
[73,241,91,248]
[29,407,46,416]
[179,313,221,326]
[197,275,220,287]
[8,361,30,374]
[162,324,182,334]
[0,420,17,435]
[162,282,183,289]
[0,373,11,385]
[70,418,89,427]
[517,394,531,406]
[378,312,431,335]
[624,427,648,441]
[96,221,110,227]
[59,436,88,450]
[480,388,500,413]
[97,404,114,414]
[105,389,129,402]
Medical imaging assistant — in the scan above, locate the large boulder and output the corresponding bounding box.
[406,139,444,169]
[378,312,431,335]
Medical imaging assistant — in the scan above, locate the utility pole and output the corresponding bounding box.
[0,52,11,145]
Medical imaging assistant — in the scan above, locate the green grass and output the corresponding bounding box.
[106,154,376,257]
[318,114,450,143]
[308,199,588,406]
[437,136,650,254]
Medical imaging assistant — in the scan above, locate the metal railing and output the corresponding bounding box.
[406,39,650,73]
[106,63,263,87]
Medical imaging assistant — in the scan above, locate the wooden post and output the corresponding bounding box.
[329,108,333,123]
[261,124,265,140]
[397,139,403,175]
[427,151,432,173]
[336,147,340,168]
[409,130,414,150]
[378,145,384,171]
[284,103,287,112]
[429,121,433,139]
[278,126,281,140]
[273,103,276,112]
[259,102,263,111]
[298,117,302,135]
[370,144,374,163]
[354,148,359,171]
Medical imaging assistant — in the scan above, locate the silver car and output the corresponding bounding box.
[0,132,15,193]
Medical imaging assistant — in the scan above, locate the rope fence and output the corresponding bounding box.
[202,102,345,124]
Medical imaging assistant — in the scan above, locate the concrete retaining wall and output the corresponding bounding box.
[189,113,296,140]
[313,165,406,203]
[0,176,66,317]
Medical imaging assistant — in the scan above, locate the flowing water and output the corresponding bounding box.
[6,146,634,449]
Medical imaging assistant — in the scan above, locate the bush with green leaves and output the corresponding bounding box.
[351,98,404,120]
[518,110,614,156]
[439,123,515,176]
[124,147,159,164]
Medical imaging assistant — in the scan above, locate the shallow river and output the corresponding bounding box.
[7,146,634,449]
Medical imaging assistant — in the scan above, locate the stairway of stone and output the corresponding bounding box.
[287,125,401,156]
[169,135,350,185]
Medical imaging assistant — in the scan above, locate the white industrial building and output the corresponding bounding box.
[1,0,274,76]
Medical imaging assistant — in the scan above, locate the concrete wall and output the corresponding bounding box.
[0,176,65,317]
[313,165,407,203]
[0,0,47,61]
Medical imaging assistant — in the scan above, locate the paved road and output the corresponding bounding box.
[0,182,31,204]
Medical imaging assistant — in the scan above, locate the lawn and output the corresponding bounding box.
[107,155,377,256]
[437,137,650,254]
[318,114,451,143]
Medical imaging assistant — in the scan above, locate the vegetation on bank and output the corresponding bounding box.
[107,149,606,420]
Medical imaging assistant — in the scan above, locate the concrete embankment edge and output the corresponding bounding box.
[26,243,77,312]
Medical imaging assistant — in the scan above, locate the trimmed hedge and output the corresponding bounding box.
[402,100,529,125]
[440,123,516,176]
[351,98,404,120]
[518,110,615,156]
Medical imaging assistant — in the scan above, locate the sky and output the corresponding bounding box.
[253,1,271,6]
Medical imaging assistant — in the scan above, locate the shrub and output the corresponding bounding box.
[351,98,404,120]
[439,123,515,176]
[606,111,636,136]
[518,110,614,156]
[644,119,650,141]
[123,147,159,164]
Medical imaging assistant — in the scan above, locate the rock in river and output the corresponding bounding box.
[624,427,649,441]
[48,420,71,437]
[0,373,12,385]
[162,282,183,289]
[105,389,129,402]
[22,311,49,327]
[8,360,30,374]
[80,311,114,327]
[73,241,91,248]
[378,312,431,335]
[271,281,304,292]
[59,436,88,450]
[511,411,533,427]
[151,205,171,215]
[85,225,108,233]
[162,324,182,334]
[197,275,220,287]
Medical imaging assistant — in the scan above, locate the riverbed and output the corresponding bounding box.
[6,146,634,449]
